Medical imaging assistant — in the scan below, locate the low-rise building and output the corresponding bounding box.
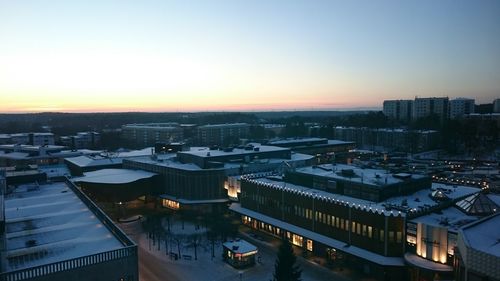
[230,163,481,280]
[123,144,314,212]
[268,138,355,159]
[64,147,153,176]
[455,214,500,281]
[60,132,101,149]
[0,180,138,281]
[0,133,54,146]
[0,144,101,167]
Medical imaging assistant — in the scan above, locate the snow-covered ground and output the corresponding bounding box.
[119,218,372,281]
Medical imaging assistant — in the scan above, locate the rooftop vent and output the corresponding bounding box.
[340,169,355,177]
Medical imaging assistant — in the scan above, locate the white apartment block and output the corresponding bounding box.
[449,98,475,119]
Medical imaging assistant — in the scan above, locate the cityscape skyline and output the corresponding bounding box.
[1,0,499,113]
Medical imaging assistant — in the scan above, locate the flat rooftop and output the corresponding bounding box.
[74,168,157,184]
[410,206,478,232]
[269,137,328,145]
[2,182,124,272]
[295,164,427,187]
[461,214,500,257]
[178,144,289,158]
[197,123,249,128]
[247,176,479,217]
[223,239,257,254]
[0,144,66,151]
[65,147,153,167]
[127,149,311,171]
[122,123,179,129]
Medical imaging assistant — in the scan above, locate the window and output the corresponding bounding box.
[380,230,385,242]
[362,225,367,236]
[396,231,402,243]
[389,231,394,242]
[368,226,373,238]
[306,239,313,251]
[356,223,361,235]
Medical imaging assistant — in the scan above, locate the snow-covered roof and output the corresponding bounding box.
[327,140,355,145]
[198,123,249,129]
[294,164,428,187]
[122,123,179,129]
[0,144,65,151]
[0,152,30,159]
[410,206,478,232]
[230,203,404,266]
[38,164,71,178]
[65,148,153,167]
[179,144,288,158]
[461,214,500,257]
[243,176,480,217]
[269,138,327,145]
[223,239,257,254]
[74,169,157,184]
[128,156,206,171]
[3,182,124,272]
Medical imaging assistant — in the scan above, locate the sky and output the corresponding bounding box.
[0,0,499,113]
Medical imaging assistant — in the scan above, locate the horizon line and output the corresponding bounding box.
[0,107,382,114]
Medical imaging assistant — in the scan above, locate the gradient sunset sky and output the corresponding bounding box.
[0,0,499,113]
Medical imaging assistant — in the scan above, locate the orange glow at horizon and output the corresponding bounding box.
[0,50,385,113]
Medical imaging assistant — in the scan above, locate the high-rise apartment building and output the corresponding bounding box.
[383,100,413,121]
[196,123,250,146]
[121,123,184,147]
[449,98,475,119]
[493,98,500,113]
[412,97,449,121]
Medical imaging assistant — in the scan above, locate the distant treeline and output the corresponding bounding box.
[0,111,496,155]
[0,111,368,135]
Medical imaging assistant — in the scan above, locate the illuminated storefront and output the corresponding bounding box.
[223,239,258,268]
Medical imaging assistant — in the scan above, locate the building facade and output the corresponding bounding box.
[449,98,475,119]
[383,100,413,121]
[230,163,482,281]
[121,123,184,147]
[0,133,54,146]
[412,97,449,121]
[332,127,440,153]
[196,123,250,146]
[60,131,101,149]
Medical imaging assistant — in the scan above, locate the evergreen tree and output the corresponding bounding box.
[272,239,302,281]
